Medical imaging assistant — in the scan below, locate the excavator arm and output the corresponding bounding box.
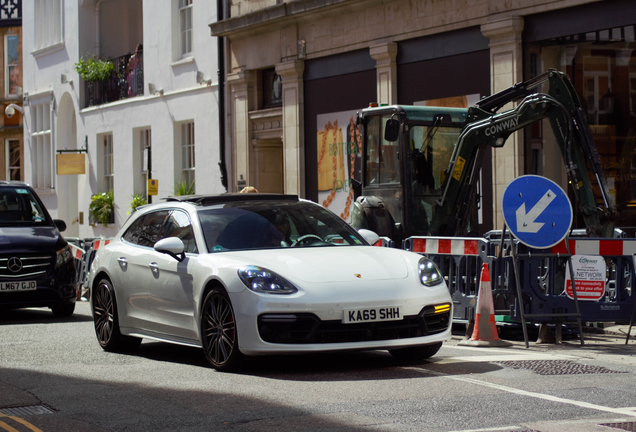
[430,69,617,238]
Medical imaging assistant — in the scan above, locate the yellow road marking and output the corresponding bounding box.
[0,413,43,432]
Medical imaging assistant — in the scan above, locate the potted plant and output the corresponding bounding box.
[89,190,114,227]
[174,180,195,196]
[128,193,148,214]
[74,57,115,82]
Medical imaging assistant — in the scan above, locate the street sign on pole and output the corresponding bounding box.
[502,175,573,249]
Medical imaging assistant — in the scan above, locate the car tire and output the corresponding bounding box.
[93,278,142,352]
[201,288,243,372]
[51,302,75,317]
[389,342,443,361]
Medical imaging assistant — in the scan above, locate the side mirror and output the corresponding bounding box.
[53,219,67,232]
[154,237,186,262]
[384,118,400,142]
[358,228,380,246]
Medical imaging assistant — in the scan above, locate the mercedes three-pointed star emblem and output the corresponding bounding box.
[7,257,23,273]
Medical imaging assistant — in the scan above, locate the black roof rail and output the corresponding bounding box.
[164,193,299,206]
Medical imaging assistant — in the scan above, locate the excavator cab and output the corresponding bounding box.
[353,105,470,244]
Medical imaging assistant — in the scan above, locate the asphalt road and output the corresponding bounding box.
[1,302,636,432]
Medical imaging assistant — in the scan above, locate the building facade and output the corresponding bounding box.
[0,0,22,184]
[22,0,224,239]
[211,0,636,233]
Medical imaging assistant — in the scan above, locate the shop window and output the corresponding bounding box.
[4,35,19,97]
[525,23,636,232]
[5,139,20,181]
[103,134,114,193]
[262,68,282,109]
[181,121,195,192]
[34,0,62,52]
[179,0,192,57]
[30,101,53,190]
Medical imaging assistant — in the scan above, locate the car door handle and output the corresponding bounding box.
[117,257,128,267]
[149,262,159,273]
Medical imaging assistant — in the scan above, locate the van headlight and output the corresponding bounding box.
[418,257,442,286]
[55,245,73,268]
[238,266,298,295]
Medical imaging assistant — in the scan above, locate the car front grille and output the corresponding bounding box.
[0,254,52,279]
[257,304,451,344]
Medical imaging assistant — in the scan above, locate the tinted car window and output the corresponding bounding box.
[0,187,49,225]
[198,201,365,252]
[164,210,198,254]
[122,210,170,247]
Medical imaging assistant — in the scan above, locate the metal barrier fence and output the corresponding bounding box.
[403,234,636,325]
[65,237,112,300]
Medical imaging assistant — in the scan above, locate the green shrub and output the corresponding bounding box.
[128,193,148,214]
[89,190,114,226]
[74,57,115,82]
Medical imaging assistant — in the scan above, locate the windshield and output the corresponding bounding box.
[407,125,462,234]
[0,187,50,226]
[198,200,366,252]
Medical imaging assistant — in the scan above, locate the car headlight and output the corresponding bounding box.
[55,245,73,268]
[238,265,298,295]
[418,257,442,286]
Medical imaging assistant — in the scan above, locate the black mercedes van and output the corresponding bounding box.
[0,181,77,316]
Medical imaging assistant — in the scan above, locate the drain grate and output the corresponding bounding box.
[600,422,636,431]
[494,360,626,375]
[0,404,56,416]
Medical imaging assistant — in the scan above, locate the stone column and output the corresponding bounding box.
[481,17,524,231]
[275,60,305,196]
[370,43,398,105]
[227,69,255,192]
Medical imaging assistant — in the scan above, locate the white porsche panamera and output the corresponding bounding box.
[89,194,452,371]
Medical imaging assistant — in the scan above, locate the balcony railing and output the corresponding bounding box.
[83,51,144,108]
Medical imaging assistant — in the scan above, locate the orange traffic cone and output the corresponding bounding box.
[459,263,512,347]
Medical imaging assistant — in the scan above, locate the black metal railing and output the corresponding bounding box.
[84,51,144,108]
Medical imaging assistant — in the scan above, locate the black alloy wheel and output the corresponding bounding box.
[201,288,242,371]
[93,278,141,352]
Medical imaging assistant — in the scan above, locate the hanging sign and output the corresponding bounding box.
[564,255,606,301]
[56,154,86,175]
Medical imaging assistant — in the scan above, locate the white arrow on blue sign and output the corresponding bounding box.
[502,175,573,249]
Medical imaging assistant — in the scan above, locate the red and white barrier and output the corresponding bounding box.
[551,239,636,256]
[92,239,112,250]
[68,243,85,260]
[408,237,481,256]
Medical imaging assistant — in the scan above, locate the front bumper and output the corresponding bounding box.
[230,281,453,356]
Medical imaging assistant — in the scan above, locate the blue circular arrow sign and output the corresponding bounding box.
[502,175,573,249]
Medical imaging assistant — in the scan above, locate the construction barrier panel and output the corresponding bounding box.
[404,236,491,324]
[404,234,636,324]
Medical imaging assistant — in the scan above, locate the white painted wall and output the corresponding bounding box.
[22,0,222,239]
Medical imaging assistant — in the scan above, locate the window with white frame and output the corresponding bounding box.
[179,0,192,58]
[103,134,114,192]
[139,128,151,199]
[5,139,20,181]
[34,0,62,51]
[181,122,194,191]
[4,35,19,97]
[30,101,53,189]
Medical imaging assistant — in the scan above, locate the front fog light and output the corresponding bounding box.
[238,265,298,295]
[418,257,442,286]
